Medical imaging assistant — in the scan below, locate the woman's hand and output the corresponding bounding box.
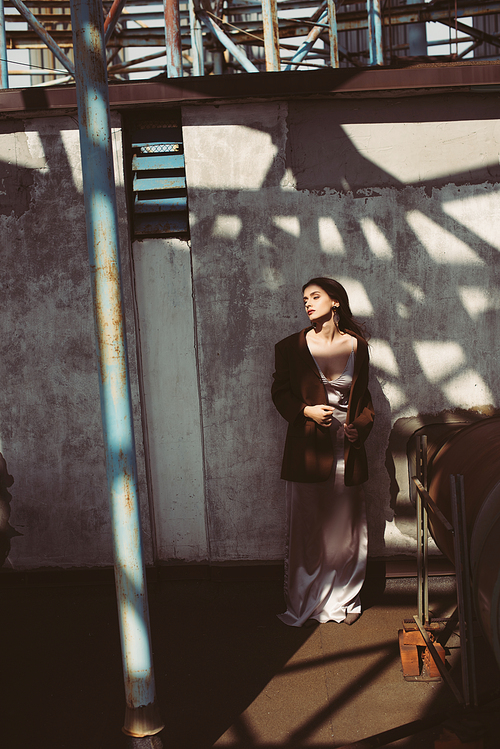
[344,423,359,443]
[304,405,335,426]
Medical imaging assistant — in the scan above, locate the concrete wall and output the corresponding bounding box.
[0,115,150,569]
[3,92,500,568]
[181,94,500,560]
[131,237,207,562]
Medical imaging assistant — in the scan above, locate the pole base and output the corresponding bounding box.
[122,701,164,737]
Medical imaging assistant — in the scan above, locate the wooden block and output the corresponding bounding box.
[398,630,420,676]
[402,629,427,646]
[423,642,446,678]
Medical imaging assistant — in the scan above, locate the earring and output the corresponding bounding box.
[333,306,340,326]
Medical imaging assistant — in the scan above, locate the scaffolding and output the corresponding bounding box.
[1,0,500,86]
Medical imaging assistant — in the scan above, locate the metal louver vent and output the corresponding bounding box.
[130,117,188,237]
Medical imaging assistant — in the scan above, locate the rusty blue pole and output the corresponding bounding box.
[261,0,280,71]
[164,0,182,77]
[367,0,384,65]
[327,0,339,68]
[69,0,163,738]
[0,0,7,89]
[0,0,8,89]
[189,0,204,76]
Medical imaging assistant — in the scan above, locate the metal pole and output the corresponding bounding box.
[213,50,224,75]
[367,0,384,65]
[261,0,280,71]
[415,435,429,626]
[189,0,204,76]
[9,0,75,76]
[406,0,426,56]
[327,0,339,68]
[0,0,8,89]
[69,0,163,737]
[164,0,182,77]
[104,0,127,45]
[450,474,478,707]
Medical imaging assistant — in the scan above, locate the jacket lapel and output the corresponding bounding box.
[297,327,321,379]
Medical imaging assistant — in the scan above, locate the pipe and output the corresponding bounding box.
[9,0,75,76]
[284,9,328,70]
[406,0,426,56]
[419,417,500,673]
[367,0,384,65]
[212,49,224,75]
[261,0,280,71]
[327,0,339,68]
[69,0,163,737]
[104,0,127,45]
[189,0,204,76]
[0,0,8,89]
[197,9,259,73]
[164,0,182,77]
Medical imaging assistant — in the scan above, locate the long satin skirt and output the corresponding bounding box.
[277,428,368,626]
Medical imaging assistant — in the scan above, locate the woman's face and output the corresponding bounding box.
[303,285,337,323]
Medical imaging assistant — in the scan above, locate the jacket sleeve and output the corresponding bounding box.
[351,389,374,447]
[347,338,374,448]
[271,341,307,425]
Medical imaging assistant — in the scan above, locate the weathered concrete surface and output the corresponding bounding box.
[4,93,500,568]
[182,94,500,561]
[131,238,206,562]
[0,115,150,568]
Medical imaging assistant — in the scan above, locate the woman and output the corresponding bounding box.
[272,277,374,627]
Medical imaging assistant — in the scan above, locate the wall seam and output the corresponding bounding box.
[187,239,211,563]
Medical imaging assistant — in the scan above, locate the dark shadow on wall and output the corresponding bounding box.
[0,116,147,566]
[0,452,21,566]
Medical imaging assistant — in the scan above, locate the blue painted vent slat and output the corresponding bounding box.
[133,175,186,191]
[132,154,185,171]
[129,116,188,238]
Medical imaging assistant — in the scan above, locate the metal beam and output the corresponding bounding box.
[284,8,328,69]
[8,0,75,75]
[6,62,500,114]
[437,17,500,50]
[69,0,163,737]
[197,9,260,72]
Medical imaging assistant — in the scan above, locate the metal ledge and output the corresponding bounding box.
[1,61,500,116]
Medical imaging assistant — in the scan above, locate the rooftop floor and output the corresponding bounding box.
[2,563,500,749]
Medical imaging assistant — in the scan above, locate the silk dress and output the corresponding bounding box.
[277,338,368,626]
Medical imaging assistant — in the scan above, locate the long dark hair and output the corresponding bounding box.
[302,277,369,342]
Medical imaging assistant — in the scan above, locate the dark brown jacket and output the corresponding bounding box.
[271,327,374,485]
